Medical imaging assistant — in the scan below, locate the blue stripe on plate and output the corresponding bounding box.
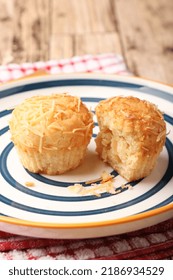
[0,126,9,136]
[1,165,173,217]
[0,79,142,99]
[0,79,173,102]
[0,138,172,216]
[142,196,173,212]
[26,169,117,188]
[1,142,140,201]
[164,114,173,124]
[0,109,13,118]
[0,213,6,216]
[135,86,173,103]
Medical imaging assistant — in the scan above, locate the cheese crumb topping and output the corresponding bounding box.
[9,93,94,153]
[25,181,35,187]
[68,171,132,197]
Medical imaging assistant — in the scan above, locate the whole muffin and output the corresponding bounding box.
[9,93,93,174]
[95,96,166,181]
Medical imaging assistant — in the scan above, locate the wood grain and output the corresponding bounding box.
[0,0,172,83]
[75,33,122,56]
[12,0,50,62]
[114,0,173,84]
[0,0,14,64]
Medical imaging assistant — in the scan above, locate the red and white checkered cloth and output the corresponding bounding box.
[0,53,173,260]
[0,53,129,83]
[0,219,173,260]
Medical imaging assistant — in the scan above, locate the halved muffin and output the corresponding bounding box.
[95,96,166,181]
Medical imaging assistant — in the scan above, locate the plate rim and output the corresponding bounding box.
[0,203,173,229]
[0,72,173,94]
[0,73,173,231]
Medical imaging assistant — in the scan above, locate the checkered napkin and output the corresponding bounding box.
[0,53,173,260]
[0,53,129,83]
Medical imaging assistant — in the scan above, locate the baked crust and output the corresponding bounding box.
[9,93,94,174]
[95,96,166,181]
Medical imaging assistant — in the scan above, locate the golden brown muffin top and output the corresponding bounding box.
[95,96,166,149]
[9,93,93,151]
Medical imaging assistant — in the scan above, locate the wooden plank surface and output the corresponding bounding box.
[114,0,173,84]
[0,0,14,64]
[12,0,50,62]
[0,0,172,84]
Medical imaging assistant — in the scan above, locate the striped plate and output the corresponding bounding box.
[0,73,173,239]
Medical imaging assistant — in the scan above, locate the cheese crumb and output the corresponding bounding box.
[100,170,114,183]
[68,171,115,196]
[68,171,133,197]
[25,181,35,187]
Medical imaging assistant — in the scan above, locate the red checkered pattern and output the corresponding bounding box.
[0,219,173,260]
[0,53,173,260]
[0,53,129,83]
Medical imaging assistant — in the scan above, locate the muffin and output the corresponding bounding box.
[95,96,166,181]
[9,93,93,174]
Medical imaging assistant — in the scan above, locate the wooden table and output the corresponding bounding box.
[0,0,173,84]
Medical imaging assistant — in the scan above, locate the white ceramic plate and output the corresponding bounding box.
[0,73,173,239]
